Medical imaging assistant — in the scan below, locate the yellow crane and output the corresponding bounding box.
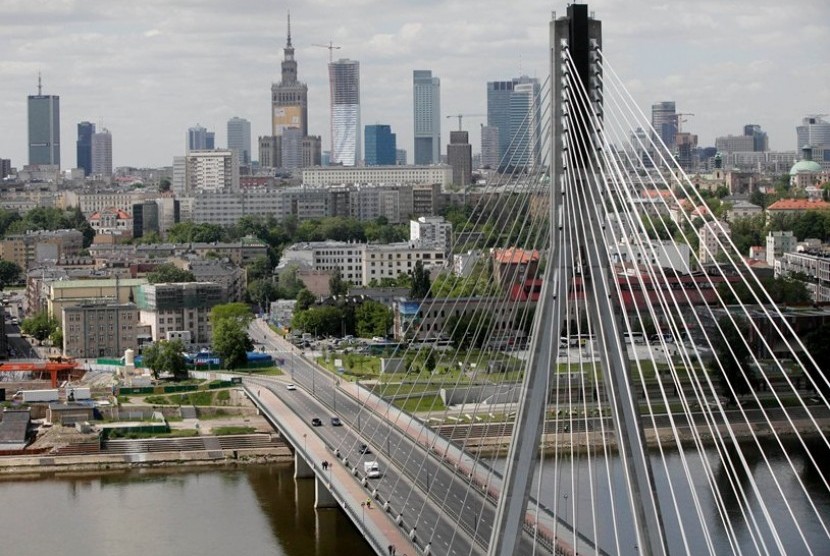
[312,41,342,63]
[446,113,486,131]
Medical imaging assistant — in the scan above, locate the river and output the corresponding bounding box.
[0,464,374,556]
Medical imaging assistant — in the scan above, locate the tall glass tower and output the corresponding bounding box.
[28,75,60,167]
[227,116,252,166]
[77,121,95,176]
[365,125,396,166]
[329,59,360,166]
[413,70,441,165]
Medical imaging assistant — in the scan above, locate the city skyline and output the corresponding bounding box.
[1,0,828,169]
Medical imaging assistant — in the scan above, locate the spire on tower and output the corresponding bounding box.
[286,11,292,48]
[38,72,42,95]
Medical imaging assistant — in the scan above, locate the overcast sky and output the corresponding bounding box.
[1,0,828,170]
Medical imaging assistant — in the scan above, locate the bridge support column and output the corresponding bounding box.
[295,453,313,479]
[314,477,337,508]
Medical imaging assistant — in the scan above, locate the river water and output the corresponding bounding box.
[1,440,828,555]
[0,464,374,556]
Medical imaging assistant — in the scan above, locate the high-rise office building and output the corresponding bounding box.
[28,76,60,167]
[281,128,303,171]
[447,130,472,186]
[481,125,499,169]
[797,116,830,150]
[227,117,252,166]
[91,128,112,177]
[396,149,407,166]
[76,121,95,176]
[486,80,515,169]
[413,70,441,165]
[365,125,397,166]
[744,124,769,152]
[271,14,308,138]
[206,132,215,150]
[329,59,361,166]
[188,124,212,152]
[651,101,677,152]
[507,76,541,171]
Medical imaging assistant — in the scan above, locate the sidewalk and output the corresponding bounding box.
[254,384,417,556]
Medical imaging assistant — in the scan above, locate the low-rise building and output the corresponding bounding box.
[301,164,452,187]
[62,301,139,358]
[136,282,224,348]
[48,278,147,321]
[0,229,84,270]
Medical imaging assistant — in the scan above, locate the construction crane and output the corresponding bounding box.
[673,113,694,134]
[446,113,486,131]
[312,41,342,63]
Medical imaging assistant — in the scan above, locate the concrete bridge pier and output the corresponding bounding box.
[295,452,313,479]
[315,477,337,508]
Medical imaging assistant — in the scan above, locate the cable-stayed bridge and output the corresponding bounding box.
[250,5,830,555]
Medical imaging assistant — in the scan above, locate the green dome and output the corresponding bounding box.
[790,160,822,175]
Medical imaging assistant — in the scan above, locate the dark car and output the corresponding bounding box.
[358,443,371,454]
[311,418,323,427]
[331,416,342,426]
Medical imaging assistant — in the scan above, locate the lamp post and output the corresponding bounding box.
[303,433,307,451]
[563,493,569,525]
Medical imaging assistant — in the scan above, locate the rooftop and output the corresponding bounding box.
[767,199,830,211]
[492,248,541,264]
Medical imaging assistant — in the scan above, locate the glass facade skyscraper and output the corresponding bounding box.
[365,125,396,166]
[487,80,515,170]
[77,121,95,176]
[329,59,360,166]
[413,70,441,165]
[227,116,252,166]
[28,79,60,167]
[487,76,540,171]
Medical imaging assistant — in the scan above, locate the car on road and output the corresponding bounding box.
[358,443,371,454]
[286,383,297,391]
[311,417,323,427]
[331,416,342,426]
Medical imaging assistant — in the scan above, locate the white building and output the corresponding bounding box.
[301,165,452,187]
[766,231,797,267]
[726,200,762,221]
[185,150,239,192]
[699,220,731,264]
[410,216,452,257]
[362,243,446,284]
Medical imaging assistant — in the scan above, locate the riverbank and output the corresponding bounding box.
[0,444,293,480]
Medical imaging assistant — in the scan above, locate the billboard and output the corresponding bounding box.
[273,105,303,135]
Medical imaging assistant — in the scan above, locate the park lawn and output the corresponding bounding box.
[398,395,446,413]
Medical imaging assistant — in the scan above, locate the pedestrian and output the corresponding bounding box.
[366,498,371,509]
[391,546,396,556]
[387,545,393,555]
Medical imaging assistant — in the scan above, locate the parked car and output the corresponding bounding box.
[331,416,342,426]
[311,417,323,427]
[358,443,371,454]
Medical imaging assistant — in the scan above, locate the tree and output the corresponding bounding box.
[0,260,22,286]
[445,311,492,349]
[329,267,349,296]
[291,306,346,337]
[20,311,59,342]
[159,178,171,192]
[355,300,392,338]
[410,260,431,299]
[212,317,253,371]
[147,263,196,284]
[142,339,188,380]
[247,279,280,313]
[295,288,316,311]
[711,316,752,403]
[210,302,254,327]
[246,256,273,282]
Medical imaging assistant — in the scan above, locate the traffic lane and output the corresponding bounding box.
[255,378,471,556]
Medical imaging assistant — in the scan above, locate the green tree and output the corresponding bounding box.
[0,260,23,286]
[445,311,492,349]
[729,215,765,255]
[20,311,59,342]
[354,300,392,338]
[159,178,171,192]
[167,221,225,243]
[291,306,346,337]
[296,288,316,311]
[210,302,254,327]
[212,318,253,371]
[247,279,280,313]
[49,327,63,349]
[246,256,273,282]
[142,339,188,380]
[329,267,349,296]
[410,260,431,299]
[147,263,196,284]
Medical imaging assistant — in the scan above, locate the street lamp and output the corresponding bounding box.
[563,493,569,525]
[303,433,307,451]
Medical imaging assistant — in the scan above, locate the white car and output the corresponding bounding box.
[286,383,297,391]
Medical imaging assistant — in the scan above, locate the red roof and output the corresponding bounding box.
[492,248,540,265]
[767,198,830,211]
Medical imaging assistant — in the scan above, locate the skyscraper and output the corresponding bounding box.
[413,70,441,165]
[365,125,397,166]
[188,124,211,151]
[651,101,677,152]
[447,130,472,186]
[272,13,308,138]
[506,76,541,171]
[77,121,95,176]
[487,80,515,170]
[91,128,112,177]
[797,116,830,150]
[28,75,60,167]
[480,125,499,169]
[227,117,252,166]
[329,59,360,166]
